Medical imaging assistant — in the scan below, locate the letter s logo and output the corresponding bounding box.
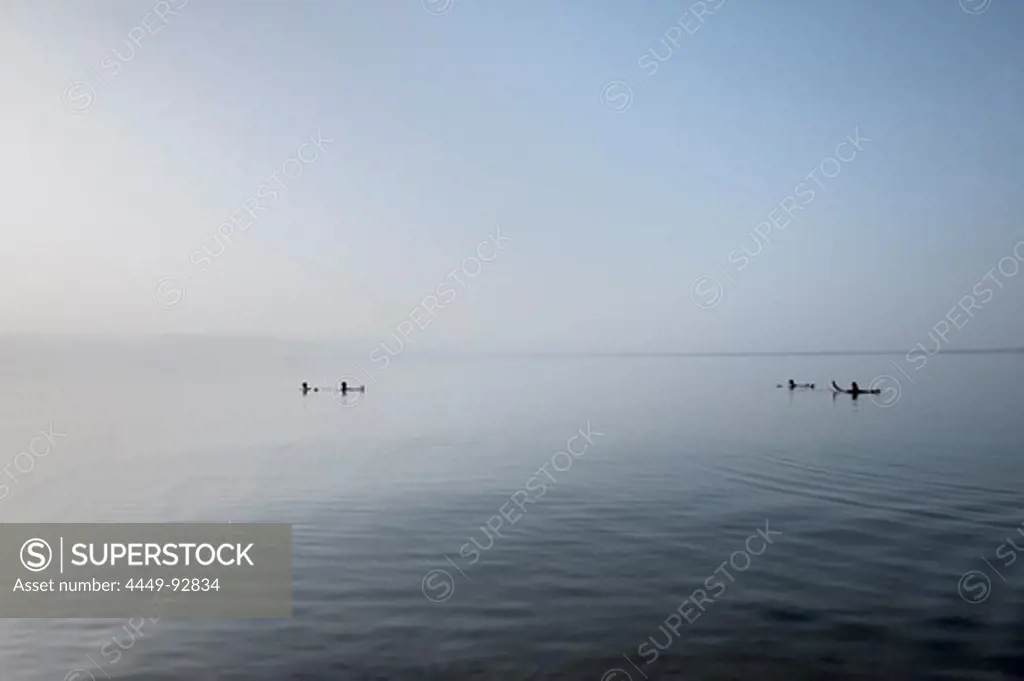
[21,538,52,572]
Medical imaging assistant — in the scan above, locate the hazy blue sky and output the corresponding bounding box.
[2,0,1022,352]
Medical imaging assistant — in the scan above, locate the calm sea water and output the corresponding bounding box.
[1,338,1023,680]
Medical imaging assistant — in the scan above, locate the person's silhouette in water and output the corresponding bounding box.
[832,380,874,395]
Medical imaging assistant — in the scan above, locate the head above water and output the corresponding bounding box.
[788,379,796,388]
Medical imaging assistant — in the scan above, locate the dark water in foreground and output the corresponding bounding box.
[1,339,1023,680]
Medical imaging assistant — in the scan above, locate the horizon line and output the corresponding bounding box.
[1,334,1021,357]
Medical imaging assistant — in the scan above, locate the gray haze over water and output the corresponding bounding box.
[5,1,1024,677]
[1,338,1022,679]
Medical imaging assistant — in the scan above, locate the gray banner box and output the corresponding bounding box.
[0,524,291,618]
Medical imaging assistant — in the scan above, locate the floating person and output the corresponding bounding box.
[338,381,366,395]
[786,379,815,389]
[831,380,880,395]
